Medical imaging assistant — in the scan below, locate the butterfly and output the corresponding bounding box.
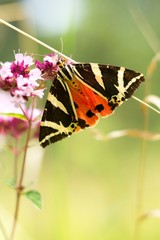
[39,63,144,147]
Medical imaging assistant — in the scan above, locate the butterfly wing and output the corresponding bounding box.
[39,63,144,147]
[68,63,144,130]
[39,77,78,147]
[72,63,145,109]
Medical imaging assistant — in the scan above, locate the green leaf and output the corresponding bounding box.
[25,190,42,209]
[0,112,27,121]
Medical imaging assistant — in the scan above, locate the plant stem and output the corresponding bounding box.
[133,107,149,240]
[10,100,35,240]
[13,139,19,185]
[134,140,147,240]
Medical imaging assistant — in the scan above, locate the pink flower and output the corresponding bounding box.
[14,53,34,67]
[0,90,41,140]
[36,53,60,79]
[0,90,28,138]
[0,62,15,90]
[0,53,44,105]
[0,62,13,79]
[0,115,28,139]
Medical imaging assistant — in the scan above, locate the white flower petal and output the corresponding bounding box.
[29,68,43,81]
[32,89,44,98]
[15,53,34,66]
[0,62,13,79]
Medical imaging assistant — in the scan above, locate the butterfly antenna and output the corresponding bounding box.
[132,96,160,114]
[0,18,76,63]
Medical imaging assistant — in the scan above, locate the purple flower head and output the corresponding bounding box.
[36,53,61,80]
[0,53,44,105]
[10,53,33,77]
[0,52,73,107]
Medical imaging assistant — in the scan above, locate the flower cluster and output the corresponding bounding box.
[0,52,61,143]
[0,53,44,105]
[36,54,61,79]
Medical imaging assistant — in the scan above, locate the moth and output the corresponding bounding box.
[39,62,144,147]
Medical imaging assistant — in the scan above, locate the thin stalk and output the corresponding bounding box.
[132,96,160,114]
[133,109,148,240]
[130,5,160,54]
[10,99,35,240]
[13,139,19,185]
[0,18,76,63]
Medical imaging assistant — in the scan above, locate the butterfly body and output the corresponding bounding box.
[39,63,144,147]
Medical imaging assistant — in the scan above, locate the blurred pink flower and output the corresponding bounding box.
[0,90,41,140]
[0,115,28,139]
[0,90,27,138]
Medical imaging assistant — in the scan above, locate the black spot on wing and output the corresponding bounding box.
[94,104,104,112]
[86,110,95,118]
[78,118,89,129]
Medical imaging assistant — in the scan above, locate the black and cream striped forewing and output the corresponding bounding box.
[72,63,145,109]
[39,77,78,147]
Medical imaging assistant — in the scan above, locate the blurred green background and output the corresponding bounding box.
[0,0,160,239]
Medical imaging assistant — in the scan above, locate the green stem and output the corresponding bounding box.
[13,139,19,185]
[10,99,35,240]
